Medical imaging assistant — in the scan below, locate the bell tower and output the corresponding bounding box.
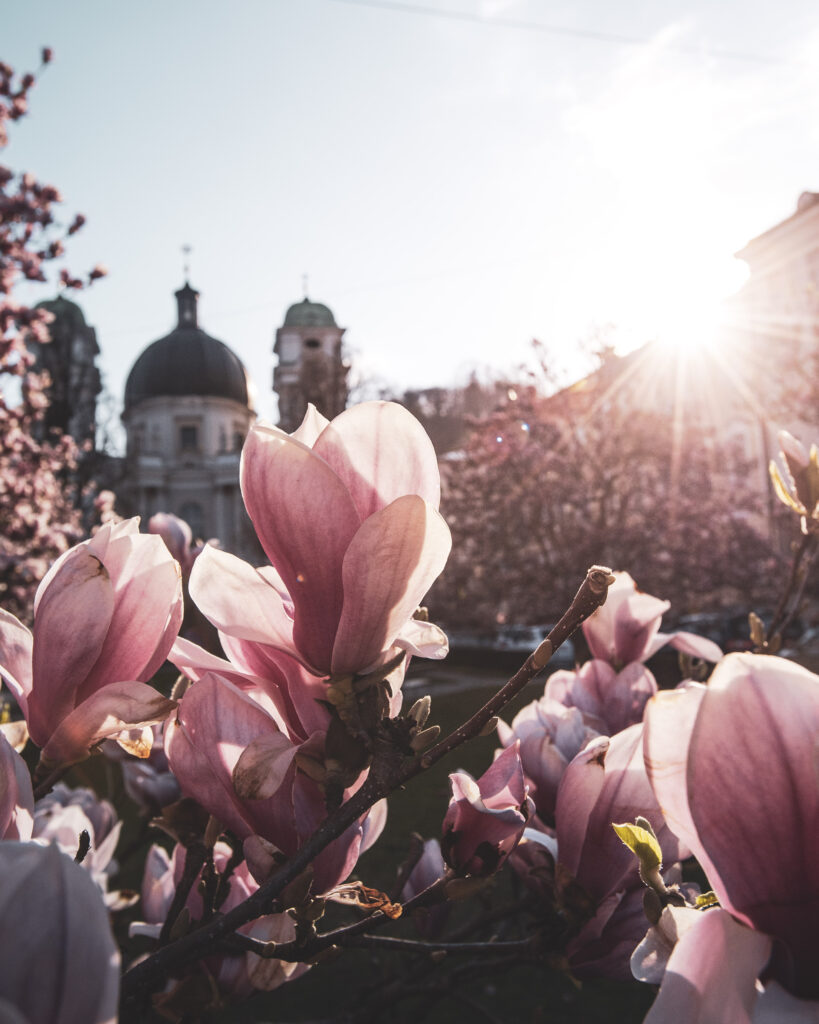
[273,295,348,432]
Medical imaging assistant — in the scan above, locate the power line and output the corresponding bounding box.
[327,0,791,66]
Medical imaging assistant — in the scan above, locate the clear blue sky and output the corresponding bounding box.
[5,0,819,442]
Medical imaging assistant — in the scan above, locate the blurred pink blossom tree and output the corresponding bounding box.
[0,50,106,621]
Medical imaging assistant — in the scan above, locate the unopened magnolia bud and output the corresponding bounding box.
[408,695,431,727]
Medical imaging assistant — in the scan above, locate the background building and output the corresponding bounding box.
[120,283,259,557]
[273,297,348,433]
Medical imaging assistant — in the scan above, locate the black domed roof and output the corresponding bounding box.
[124,284,253,410]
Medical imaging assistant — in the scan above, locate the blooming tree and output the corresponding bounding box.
[0,50,105,622]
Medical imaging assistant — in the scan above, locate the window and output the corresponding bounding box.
[233,431,245,452]
[304,338,321,350]
[179,425,198,452]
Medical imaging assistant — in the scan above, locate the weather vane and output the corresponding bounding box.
[182,244,192,283]
[302,272,309,299]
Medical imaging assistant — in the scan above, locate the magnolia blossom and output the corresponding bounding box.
[441,743,534,877]
[188,402,451,679]
[769,430,819,532]
[0,841,120,1024]
[545,572,722,735]
[165,667,386,894]
[546,724,687,979]
[134,841,307,995]
[0,519,182,766]
[32,784,125,906]
[643,654,819,1003]
[497,696,599,822]
[582,571,722,670]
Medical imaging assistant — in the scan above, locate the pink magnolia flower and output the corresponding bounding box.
[643,654,819,1001]
[189,402,451,678]
[104,722,180,813]
[0,841,120,1024]
[547,724,687,979]
[497,695,599,822]
[582,571,722,670]
[0,518,182,766]
[545,660,658,737]
[134,841,307,995]
[33,783,124,907]
[441,743,534,877]
[165,669,385,894]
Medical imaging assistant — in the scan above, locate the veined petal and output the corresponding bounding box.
[30,548,115,748]
[312,401,441,518]
[41,681,176,766]
[666,631,723,664]
[686,654,819,994]
[331,496,452,674]
[189,545,299,656]
[75,533,182,703]
[240,423,361,672]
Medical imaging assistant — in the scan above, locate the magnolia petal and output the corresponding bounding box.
[312,401,441,518]
[0,720,28,753]
[0,732,33,841]
[290,404,330,447]
[240,423,361,671]
[189,546,298,655]
[166,673,298,846]
[360,798,388,854]
[394,618,450,660]
[0,841,120,1024]
[644,908,771,1024]
[614,592,671,665]
[643,683,716,882]
[74,532,182,704]
[631,905,703,984]
[666,631,723,664]
[30,548,115,747]
[331,496,452,674]
[243,913,308,991]
[41,682,176,767]
[686,654,819,991]
[0,609,33,710]
[232,733,298,800]
[557,724,684,902]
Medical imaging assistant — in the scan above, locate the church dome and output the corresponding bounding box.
[124,284,253,411]
[283,297,337,328]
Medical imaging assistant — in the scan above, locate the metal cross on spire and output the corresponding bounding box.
[182,244,192,284]
[302,272,309,299]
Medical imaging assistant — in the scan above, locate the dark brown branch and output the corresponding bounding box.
[120,566,611,1015]
[159,842,206,945]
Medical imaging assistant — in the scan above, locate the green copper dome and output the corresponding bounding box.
[283,298,337,328]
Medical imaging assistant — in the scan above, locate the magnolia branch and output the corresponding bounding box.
[120,565,612,1014]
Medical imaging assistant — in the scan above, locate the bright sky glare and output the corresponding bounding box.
[5,0,819,442]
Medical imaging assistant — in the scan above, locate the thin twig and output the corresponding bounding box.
[158,842,206,944]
